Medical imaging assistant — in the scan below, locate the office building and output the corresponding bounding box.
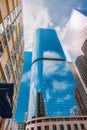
[63,7,87,115]
[75,39,87,90]
[18,122,26,130]
[26,28,87,130]
[0,0,24,129]
[82,39,87,57]
[69,62,87,115]
[63,8,87,61]
[26,116,87,130]
[75,55,87,89]
[27,28,78,120]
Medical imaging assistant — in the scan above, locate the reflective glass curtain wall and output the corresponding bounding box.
[28,28,78,120]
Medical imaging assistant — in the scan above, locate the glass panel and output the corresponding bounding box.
[52,125,57,130]
[60,125,64,130]
[31,128,34,130]
[0,23,4,35]
[4,16,11,29]
[4,65,10,80]
[0,43,3,56]
[2,37,7,48]
[80,124,85,129]
[11,12,14,22]
[28,60,78,119]
[33,28,66,62]
[45,126,49,130]
[37,126,41,130]
[66,125,71,130]
[74,124,78,130]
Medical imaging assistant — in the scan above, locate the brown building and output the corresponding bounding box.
[75,55,87,89]
[82,39,87,58]
[26,116,87,130]
[0,0,24,129]
[69,62,87,115]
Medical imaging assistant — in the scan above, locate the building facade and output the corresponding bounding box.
[0,0,24,129]
[63,8,87,61]
[75,55,87,90]
[75,39,87,91]
[27,28,78,120]
[26,116,87,130]
[26,28,87,129]
[18,122,26,130]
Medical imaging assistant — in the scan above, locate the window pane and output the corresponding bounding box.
[37,126,41,130]
[0,23,4,34]
[0,43,3,56]
[74,124,78,130]
[52,125,57,130]
[60,125,64,130]
[45,125,49,130]
[80,124,85,129]
[67,124,71,130]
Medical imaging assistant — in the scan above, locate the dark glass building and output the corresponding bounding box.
[28,28,78,120]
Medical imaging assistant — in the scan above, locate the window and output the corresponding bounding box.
[6,30,10,41]
[4,64,10,80]
[51,118,56,122]
[60,125,64,130]
[37,126,41,130]
[52,125,57,130]
[4,16,11,29]
[66,125,71,130]
[31,128,34,130]
[0,23,4,35]
[0,42,3,56]
[45,125,49,130]
[80,124,85,129]
[0,75,6,82]
[58,118,63,121]
[11,12,14,22]
[74,124,78,130]
[64,118,70,121]
[2,37,7,48]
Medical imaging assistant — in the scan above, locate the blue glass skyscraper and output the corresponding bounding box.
[28,28,78,120]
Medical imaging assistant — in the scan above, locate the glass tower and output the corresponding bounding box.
[28,28,78,120]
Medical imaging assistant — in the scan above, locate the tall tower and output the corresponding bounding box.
[28,28,77,120]
[0,0,24,129]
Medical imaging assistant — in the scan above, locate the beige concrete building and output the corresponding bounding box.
[0,0,24,129]
[26,116,87,130]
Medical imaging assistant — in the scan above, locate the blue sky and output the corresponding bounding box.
[23,0,87,52]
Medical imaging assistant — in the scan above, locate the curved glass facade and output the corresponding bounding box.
[28,28,78,120]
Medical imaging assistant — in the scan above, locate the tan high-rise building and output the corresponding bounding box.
[0,0,24,129]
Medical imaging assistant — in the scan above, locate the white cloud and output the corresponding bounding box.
[21,71,31,83]
[46,89,51,102]
[64,94,71,100]
[43,51,60,58]
[43,60,70,77]
[52,80,67,91]
[56,111,62,115]
[43,60,59,76]
[23,0,53,51]
[55,26,66,42]
[57,94,71,103]
[57,99,63,103]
